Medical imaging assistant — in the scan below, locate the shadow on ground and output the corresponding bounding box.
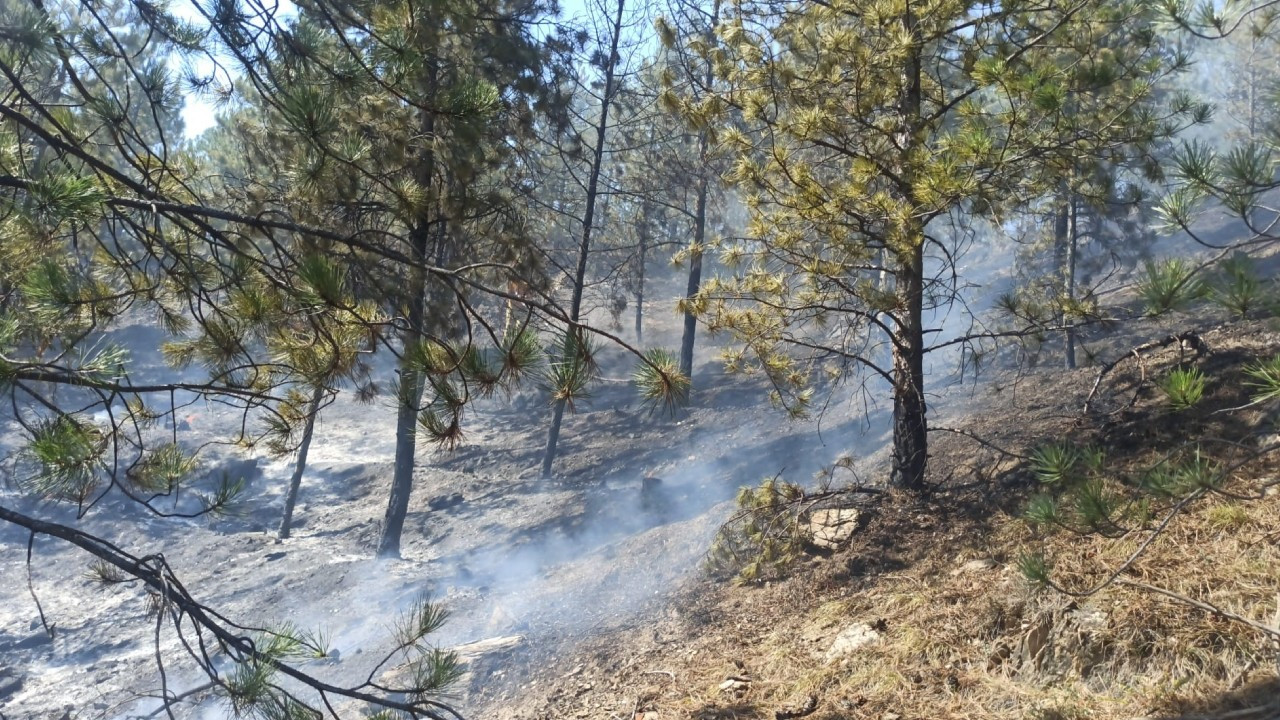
[1156,676,1280,720]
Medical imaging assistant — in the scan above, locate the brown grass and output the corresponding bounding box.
[483,319,1280,720]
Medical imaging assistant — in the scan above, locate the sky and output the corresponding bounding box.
[172,0,299,138]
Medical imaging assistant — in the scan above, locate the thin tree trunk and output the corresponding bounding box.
[635,204,647,347]
[677,0,719,384]
[1052,185,1078,369]
[887,5,928,492]
[377,53,438,559]
[278,384,324,540]
[889,241,927,491]
[541,0,626,479]
[678,185,705,379]
[1064,196,1078,369]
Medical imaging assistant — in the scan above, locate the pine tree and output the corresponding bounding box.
[656,0,725,385]
[539,0,663,478]
[688,0,1198,490]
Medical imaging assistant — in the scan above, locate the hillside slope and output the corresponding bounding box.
[480,318,1280,720]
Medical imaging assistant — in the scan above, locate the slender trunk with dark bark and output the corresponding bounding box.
[889,242,928,491]
[1052,186,1078,369]
[377,55,438,559]
[1064,197,1078,369]
[887,5,928,492]
[635,203,647,347]
[678,182,705,379]
[278,384,325,540]
[541,0,626,479]
[677,0,719,383]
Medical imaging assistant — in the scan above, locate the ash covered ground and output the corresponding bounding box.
[0,307,896,720]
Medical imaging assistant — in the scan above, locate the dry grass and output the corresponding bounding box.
[485,320,1280,720]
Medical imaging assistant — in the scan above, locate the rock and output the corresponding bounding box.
[776,694,818,719]
[451,635,525,662]
[808,508,861,549]
[824,622,882,663]
[719,677,750,694]
[986,640,1012,670]
[951,558,997,576]
[0,667,23,701]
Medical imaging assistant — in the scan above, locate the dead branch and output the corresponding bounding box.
[1082,330,1210,415]
[0,503,464,720]
[1116,579,1280,640]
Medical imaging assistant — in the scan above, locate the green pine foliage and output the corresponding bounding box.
[1209,252,1272,318]
[1157,366,1208,411]
[707,476,809,584]
[1244,354,1280,403]
[678,0,1196,489]
[632,348,691,414]
[1136,258,1207,316]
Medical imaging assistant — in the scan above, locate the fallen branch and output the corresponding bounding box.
[1083,330,1210,415]
[0,503,464,720]
[1117,578,1280,639]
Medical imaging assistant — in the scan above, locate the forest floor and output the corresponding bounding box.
[475,312,1280,720]
[1,250,1279,720]
[0,285,899,720]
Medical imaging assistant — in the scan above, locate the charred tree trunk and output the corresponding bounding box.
[1052,187,1078,369]
[678,184,705,379]
[377,54,438,559]
[888,242,928,491]
[278,384,325,540]
[635,203,648,347]
[541,0,626,479]
[887,5,928,492]
[1064,197,1078,369]
[677,0,719,384]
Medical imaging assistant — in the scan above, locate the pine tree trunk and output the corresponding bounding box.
[1064,197,1078,369]
[635,204,647,347]
[541,0,626,479]
[1053,187,1078,369]
[377,52,438,559]
[678,182,705,379]
[888,243,927,491]
[887,5,928,493]
[677,0,719,383]
[278,384,324,540]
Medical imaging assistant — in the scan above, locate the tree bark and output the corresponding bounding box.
[889,242,927,491]
[678,183,705,379]
[278,384,324,540]
[887,4,928,492]
[541,0,626,479]
[377,51,438,559]
[1064,196,1078,369]
[677,0,719,384]
[635,203,647,347]
[1052,187,1078,369]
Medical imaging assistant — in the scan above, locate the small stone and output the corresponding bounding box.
[719,677,751,693]
[428,492,465,511]
[809,508,861,549]
[951,558,997,576]
[824,622,882,663]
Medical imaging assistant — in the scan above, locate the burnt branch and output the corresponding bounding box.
[0,503,465,720]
